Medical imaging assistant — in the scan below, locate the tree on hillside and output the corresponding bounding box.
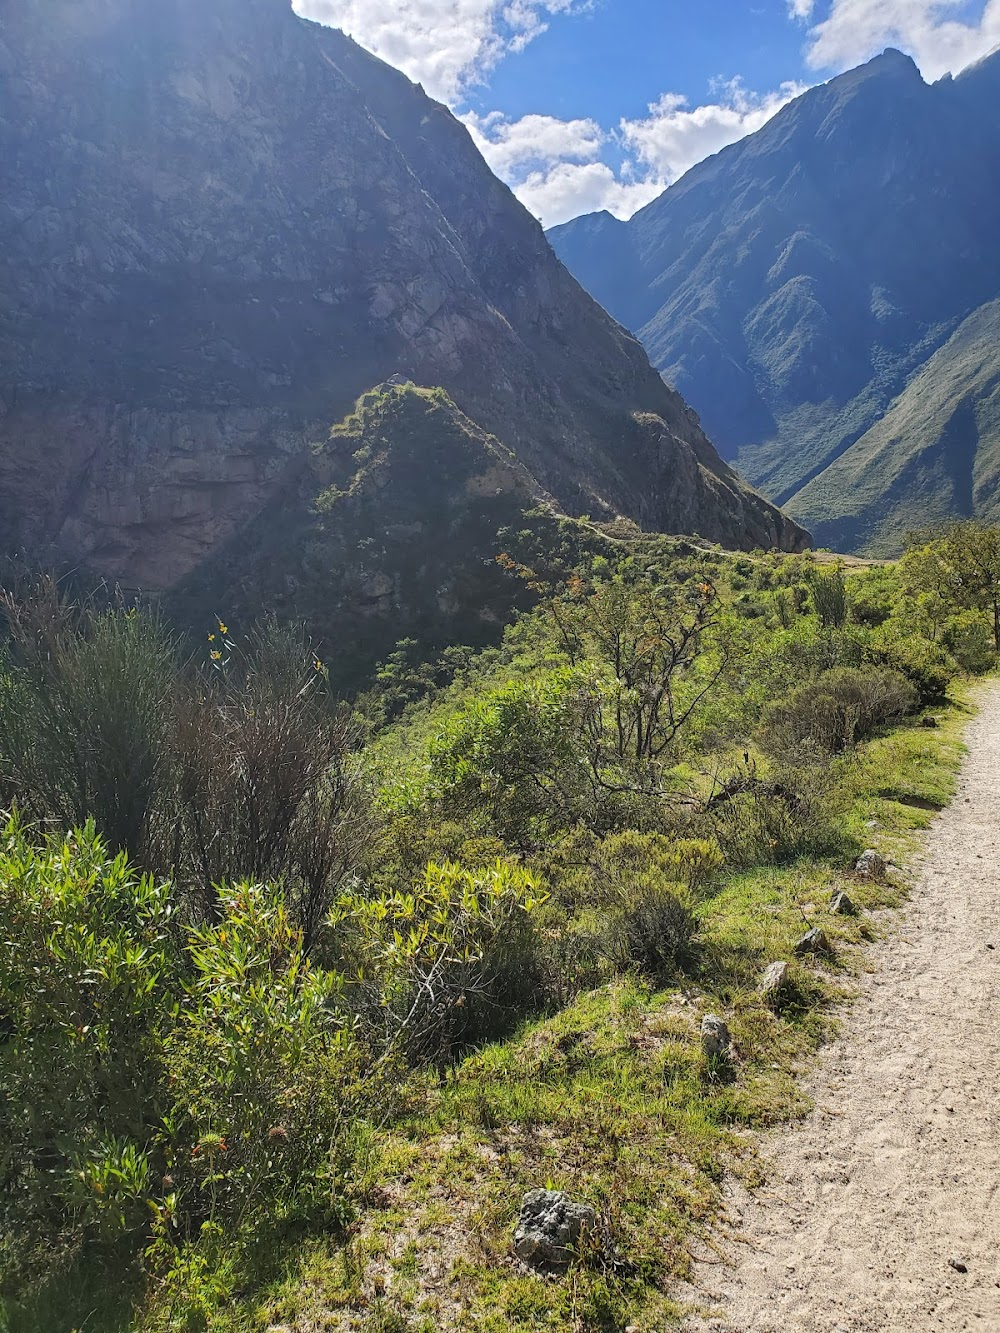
[903,522,1000,651]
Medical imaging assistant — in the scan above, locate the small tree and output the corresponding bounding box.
[903,522,1000,651]
[809,567,848,629]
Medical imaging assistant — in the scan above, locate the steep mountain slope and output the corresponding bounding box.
[550,49,1000,552]
[792,300,1000,552]
[0,0,804,619]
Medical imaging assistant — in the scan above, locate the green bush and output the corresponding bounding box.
[760,666,918,757]
[605,885,698,983]
[163,884,359,1230]
[809,568,848,628]
[941,611,996,674]
[0,584,177,863]
[0,814,178,1259]
[334,860,547,1066]
[864,632,955,706]
[426,668,603,843]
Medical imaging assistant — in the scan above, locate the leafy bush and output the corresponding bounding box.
[426,668,603,843]
[334,861,547,1066]
[809,568,848,628]
[941,611,996,674]
[0,815,178,1258]
[760,666,917,757]
[706,760,847,867]
[864,632,954,706]
[163,884,359,1230]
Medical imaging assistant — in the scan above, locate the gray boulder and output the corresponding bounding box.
[701,1014,731,1060]
[855,850,887,878]
[513,1190,596,1267]
[794,927,831,956]
[831,890,857,916]
[760,960,790,1002]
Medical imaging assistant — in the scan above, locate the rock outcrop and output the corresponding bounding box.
[0,0,806,601]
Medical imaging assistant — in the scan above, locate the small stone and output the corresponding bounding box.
[830,891,857,916]
[513,1190,597,1267]
[760,960,790,1002]
[922,715,939,728]
[701,1014,731,1060]
[794,927,831,956]
[855,849,887,878]
[948,1257,969,1273]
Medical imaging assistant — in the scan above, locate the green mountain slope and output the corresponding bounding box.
[549,49,1000,552]
[788,301,1000,552]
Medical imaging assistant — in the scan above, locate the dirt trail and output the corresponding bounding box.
[684,685,1000,1333]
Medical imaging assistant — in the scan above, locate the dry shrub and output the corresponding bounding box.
[759,666,917,758]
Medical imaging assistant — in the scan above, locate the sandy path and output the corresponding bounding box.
[684,684,1000,1333]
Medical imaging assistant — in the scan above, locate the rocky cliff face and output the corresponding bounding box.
[0,0,805,602]
[550,49,1000,553]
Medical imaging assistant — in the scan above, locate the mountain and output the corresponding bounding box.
[549,48,1000,553]
[0,0,804,654]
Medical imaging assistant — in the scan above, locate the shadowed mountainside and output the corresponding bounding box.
[0,0,805,627]
[550,48,1000,553]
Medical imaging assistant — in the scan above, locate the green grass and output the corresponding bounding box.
[187,702,970,1333]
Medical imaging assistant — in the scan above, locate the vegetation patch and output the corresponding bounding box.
[0,529,984,1332]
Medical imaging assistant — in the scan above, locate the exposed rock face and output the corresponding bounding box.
[0,0,805,597]
[550,49,1000,553]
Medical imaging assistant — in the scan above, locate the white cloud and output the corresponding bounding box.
[788,0,816,18]
[294,0,585,104]
[463,78,806,226]
[293,0,811,226]
[516,162,667,227]
[621,79,807,184]
[463,111,605,176]
[804,0,1000,80]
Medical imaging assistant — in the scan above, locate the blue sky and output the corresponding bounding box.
[296,0,1000,225]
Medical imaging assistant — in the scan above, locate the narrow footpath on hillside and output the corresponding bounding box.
[683,684,1000,1333]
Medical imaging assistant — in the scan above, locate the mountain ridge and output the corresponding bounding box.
[0,0,805,621]
[550,47,1000,553]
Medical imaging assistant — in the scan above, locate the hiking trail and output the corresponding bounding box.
[683,684,1000,1332]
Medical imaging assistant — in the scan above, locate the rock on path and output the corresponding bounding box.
[683,685,1000,1332]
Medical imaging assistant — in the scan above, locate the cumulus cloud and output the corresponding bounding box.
[293,0,813,226]
[803,0,1000,80]
[468,79,805,226]
[621,79,807,183]
[294,0,585,103]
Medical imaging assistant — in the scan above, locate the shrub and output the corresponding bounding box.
[0,582,177,864]
[334,861,547,1067]
[760,666,918,757]
[705,759,848,867]
[863,632,954,706]
[426,668,603,843]
[0,815,178,1260]
[169,622,368,950]
[941,611,996,674]
[163,884,360,1231]
[605,884,697,983]
[809,568,848,628]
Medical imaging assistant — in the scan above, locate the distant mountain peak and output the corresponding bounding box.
[550,45,1000,555]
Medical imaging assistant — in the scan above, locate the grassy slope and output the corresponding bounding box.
[785,302,1000,555]
[205,706,968,1333]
